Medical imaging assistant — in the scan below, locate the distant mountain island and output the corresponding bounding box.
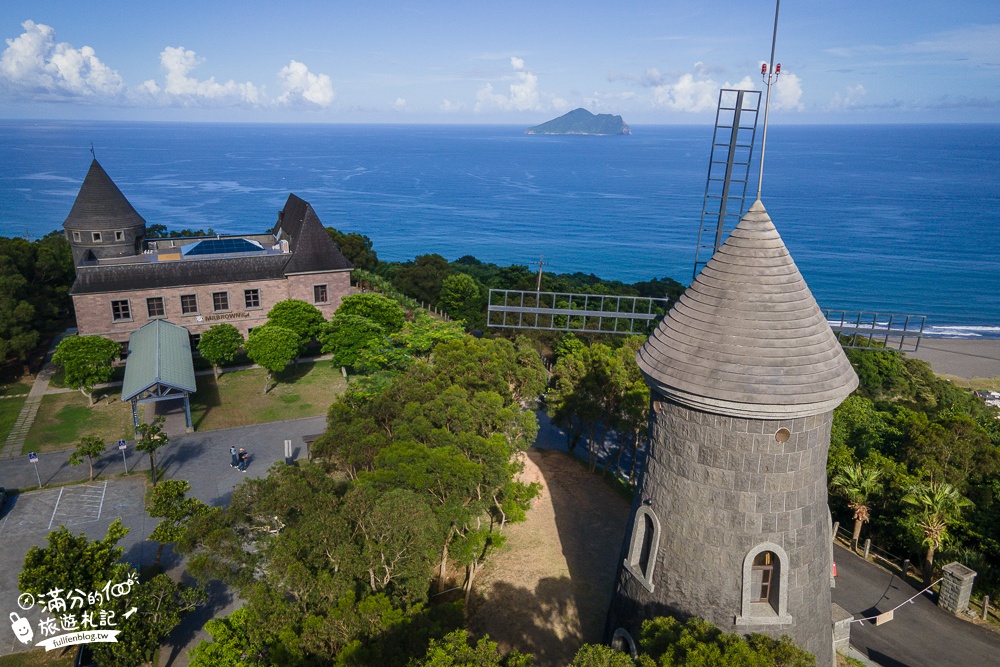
[525,108,631,136]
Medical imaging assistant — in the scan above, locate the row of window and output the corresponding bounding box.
[623,505,790,621]
[110,284,330,322]
[71,230,127,243]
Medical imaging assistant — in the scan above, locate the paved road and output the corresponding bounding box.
[0,416,326,663]
[831,544,1000,666]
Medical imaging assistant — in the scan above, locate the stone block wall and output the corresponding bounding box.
[606,396,835,667]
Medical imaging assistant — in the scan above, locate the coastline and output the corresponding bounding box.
[905,338,1000,380]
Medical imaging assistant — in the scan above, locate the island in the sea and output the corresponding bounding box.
[525,108,631,136]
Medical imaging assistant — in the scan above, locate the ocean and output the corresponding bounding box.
[1,121,998,336]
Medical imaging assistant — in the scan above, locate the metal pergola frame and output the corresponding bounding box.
[825,310,926,352]
[487,289,671,335]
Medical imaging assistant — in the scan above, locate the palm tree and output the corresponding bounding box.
[902,482,974,584]
[830,463,883,551]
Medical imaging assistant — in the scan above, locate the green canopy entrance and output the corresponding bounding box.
[121,319,196,431]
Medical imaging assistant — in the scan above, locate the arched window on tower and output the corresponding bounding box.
[623,504,660,592]
[736,542,792,626]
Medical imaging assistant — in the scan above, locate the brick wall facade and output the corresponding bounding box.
[73,269,353,342]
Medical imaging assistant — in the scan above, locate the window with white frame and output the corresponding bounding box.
[736,542,792,625]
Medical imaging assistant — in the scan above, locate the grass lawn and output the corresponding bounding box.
[0,648,76,667]
[189,361,346,431]
[0,379,32,396]
[46,365,125,390]
[23,390,135,454]
[1,395,27,444]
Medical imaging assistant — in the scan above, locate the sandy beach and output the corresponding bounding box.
[905,338,1000,380]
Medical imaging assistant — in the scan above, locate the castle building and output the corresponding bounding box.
[604,200,858,666]
[63,160,354,344]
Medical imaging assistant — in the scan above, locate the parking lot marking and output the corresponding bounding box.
[97,480,107,520]
[47,487,64,530]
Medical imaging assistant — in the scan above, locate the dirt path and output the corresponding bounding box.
[468,448,631,666]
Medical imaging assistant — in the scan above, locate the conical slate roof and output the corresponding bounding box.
[638,200,857,419]
[63,159,146,231]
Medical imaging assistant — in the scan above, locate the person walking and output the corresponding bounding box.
[238,448,248,472]
[230,445,238,468]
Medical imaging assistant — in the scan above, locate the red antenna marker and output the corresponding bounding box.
[756,0,782,201]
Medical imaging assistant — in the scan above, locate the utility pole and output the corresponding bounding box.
[534,255,547,292]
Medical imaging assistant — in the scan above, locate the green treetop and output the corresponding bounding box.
[52,334,120,404]
[198,323,244,379]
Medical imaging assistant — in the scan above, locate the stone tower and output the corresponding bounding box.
[63,159,146,266]
[604,200,858,667]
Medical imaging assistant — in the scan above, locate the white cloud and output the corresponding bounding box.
[276,60,335,107]
[440,99,466,113]
[772,71,803,111]
[828,84,866,110]
[652,67,755,113]
[475,57,565,113]
[0,20,124,99]
[156,46,262,105]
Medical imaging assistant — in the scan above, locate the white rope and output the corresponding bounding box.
[850,578,943,624]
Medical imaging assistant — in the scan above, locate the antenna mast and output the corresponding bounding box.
[756,0,781,201]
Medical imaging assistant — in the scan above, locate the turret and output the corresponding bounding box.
[63,159,146,266]
[604,200,858,666]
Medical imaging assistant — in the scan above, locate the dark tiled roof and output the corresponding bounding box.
[637,200,858,419]
[276,194,353,274]
[64,160,146,231]
[70,254,290,295]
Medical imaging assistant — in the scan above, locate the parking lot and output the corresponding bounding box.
[0,476,155,657]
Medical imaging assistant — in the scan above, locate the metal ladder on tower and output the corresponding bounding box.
[692,88,762,280]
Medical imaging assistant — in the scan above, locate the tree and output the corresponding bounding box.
[68,434,106,481]
[198,323,244,379]
[19,519,130,600]
[326,227,378,270]
[187,606,266,667]
[391,313,466,358]
[52,334,120,405]
[147,479,209,568]
[638,616,814,667]
[830,462,883,551]
[266,299,326,352]
[415,630,532,667]
[320,314,385,368]
[336,293,405,333]
[92,572,205,667]
[395,253,450,306]
[903,481,974,584]
[244,325,300,394]
[0,258,38,362]
[136,416,168,487]
[438,273,483,326]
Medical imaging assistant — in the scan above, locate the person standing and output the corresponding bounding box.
[238,448,248,472]
[230,445,238,468]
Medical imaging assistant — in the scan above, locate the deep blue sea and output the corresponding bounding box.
[1,121,998,336]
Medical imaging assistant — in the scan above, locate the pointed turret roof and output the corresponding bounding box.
[274,194,353,274]
[63,160,146,231]
[637,200,857,419]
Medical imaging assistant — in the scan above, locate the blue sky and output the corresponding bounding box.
[1,1,997,124]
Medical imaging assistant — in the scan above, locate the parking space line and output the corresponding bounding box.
[97,480,107,520]
[47,487,64,530]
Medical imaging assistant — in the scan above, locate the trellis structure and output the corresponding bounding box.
[487,289,671,335]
